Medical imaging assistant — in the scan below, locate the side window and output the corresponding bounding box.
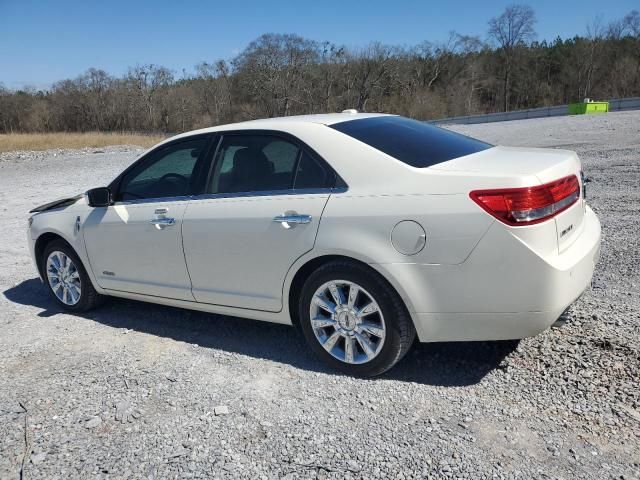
[117,138,207,201]
[210,135,300,194]
[294,151,331,189]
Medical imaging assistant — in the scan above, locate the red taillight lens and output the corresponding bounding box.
[470,175,580,226]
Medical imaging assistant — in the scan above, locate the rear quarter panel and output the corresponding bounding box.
[317,192,494,265]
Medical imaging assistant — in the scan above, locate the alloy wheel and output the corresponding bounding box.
[309,280,386,364]
[46,251,82,306]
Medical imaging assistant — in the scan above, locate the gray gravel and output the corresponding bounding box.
[1,112,639,479]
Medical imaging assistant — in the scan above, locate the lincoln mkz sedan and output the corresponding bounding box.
[28,112,601,376]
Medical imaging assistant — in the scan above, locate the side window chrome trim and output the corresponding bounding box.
[113,195,193,206]
[112,186,349,205]
[190,187,347,202]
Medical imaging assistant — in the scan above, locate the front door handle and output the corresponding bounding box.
[150,217,176,227]
[273,214,312,228]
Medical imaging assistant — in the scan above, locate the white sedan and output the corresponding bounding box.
[27,112,601,376]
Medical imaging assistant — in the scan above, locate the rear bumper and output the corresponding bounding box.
[376,206,601,342]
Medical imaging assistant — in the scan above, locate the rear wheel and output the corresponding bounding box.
[42,240,104,312]
[299,261,415,376]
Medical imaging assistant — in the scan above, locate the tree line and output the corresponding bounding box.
[1,6,638,134]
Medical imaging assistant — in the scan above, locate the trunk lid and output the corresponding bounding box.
[433,146,586,254]
[430,146,580,183]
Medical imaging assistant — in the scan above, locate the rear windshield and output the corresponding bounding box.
[330,116,492,168]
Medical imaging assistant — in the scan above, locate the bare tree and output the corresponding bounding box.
[488,4,536,111]
[624,10,640,37]
[127,64,174,130]
[316,42,346,112]
[81,68,113,130]
[195,60,231,124]
[453,34,486,114]
[581,16,606,99]
[344,43,396,112]
[233,33,320,116]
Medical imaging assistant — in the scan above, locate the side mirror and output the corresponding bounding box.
[86,187,112,207]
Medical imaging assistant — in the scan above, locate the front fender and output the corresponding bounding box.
[29,207,103,293]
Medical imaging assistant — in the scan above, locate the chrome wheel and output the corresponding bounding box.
[309,280,386,364]
[46,251,82,306]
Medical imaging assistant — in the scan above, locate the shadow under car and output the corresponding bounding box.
[3,278,519,386]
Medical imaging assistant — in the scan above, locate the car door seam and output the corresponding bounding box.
[278,193,333,313]
[80,213,104,288]
[180,200,198,302]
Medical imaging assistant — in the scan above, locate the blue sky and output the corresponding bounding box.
[1,0,637,89]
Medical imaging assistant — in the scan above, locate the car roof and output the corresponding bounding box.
[236,112,394,127]
[165,112,394,140]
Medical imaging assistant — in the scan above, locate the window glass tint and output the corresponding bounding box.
[220,146,243,174]
[263,140,299,173]
[330,116,492,168]
[210,135,300,193]
[294,151,330,189]
[118,139,206,200]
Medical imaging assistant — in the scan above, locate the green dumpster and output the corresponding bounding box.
[568,100,609,115]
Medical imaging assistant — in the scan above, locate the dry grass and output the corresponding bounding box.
[0,132,167,153]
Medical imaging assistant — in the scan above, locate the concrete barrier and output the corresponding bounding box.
[430,97,640,125]
[608,97,640,111]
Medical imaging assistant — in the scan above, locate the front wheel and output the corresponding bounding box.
[299,261,415,377]
[42,239,105,312]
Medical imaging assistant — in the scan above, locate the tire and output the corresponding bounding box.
[41,239,105,312]
[298,260,416,377]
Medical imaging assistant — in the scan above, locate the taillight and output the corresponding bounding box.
[470,175,580,226]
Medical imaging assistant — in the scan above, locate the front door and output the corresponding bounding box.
[83,136,211,300]
[182,133,337,311]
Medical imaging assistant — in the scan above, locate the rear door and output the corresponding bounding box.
[182,132,336,311]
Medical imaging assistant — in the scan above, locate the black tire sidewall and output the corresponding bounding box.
[298,263,407,376]
[42,240,96,312]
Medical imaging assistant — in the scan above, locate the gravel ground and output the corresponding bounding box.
[1,112,639,479]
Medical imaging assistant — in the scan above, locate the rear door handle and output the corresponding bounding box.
[273,214,312,228]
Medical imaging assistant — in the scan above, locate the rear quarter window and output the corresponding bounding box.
[330,116,492,168]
